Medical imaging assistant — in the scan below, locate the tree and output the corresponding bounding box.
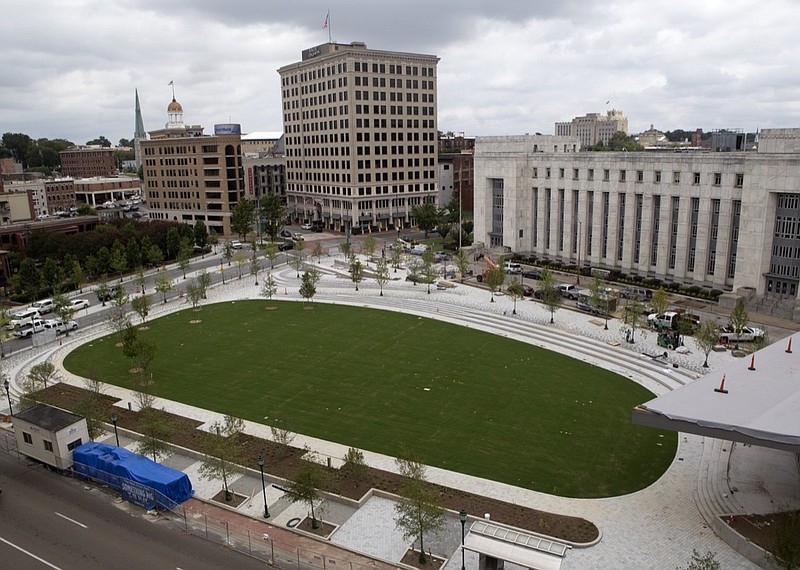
[17,258,41,300]
[70,259,85,293]
[291,251,304,279]
[52,294,76,334]
[196,269,211,299]
[394,453,445,564]
[193,220,208,253]
[455,249,469,283]
[694,321,720,368]
[154,268,173,304]
[208,228,219,253]
[259,193,288,242]
[592,131,643,151]
[589,275,609,329]
[421,248,438,294]
[230,199,257,240]
[728,298,749,350]
[269,411,296,452]
[312,242,324,263]
[622,296,646,343]
[506,278,525,315]
[678,549,721,570]
[249,255,261,286]
[28,362,60,390]
[261,272,277,301]
[350,256,364,291]
[300,271,317,304]
[198,416,246,502]
[411,201,439,237]
[390,240,403,273]
[540,269,562,324]
[295,237,306,270]
[186,282,203,310]
[41,258,63,294]
[177,248,191,280]
[136,407,173,462]
[375,258,390,296]
[223,241,234,266]
[131,294,151,323]
[77,203,95,216]
[340,241,351,260]
[485,265,505,302]
[362,235,377,265]
[651,286,669,317]
[95,276,111,307]
[109,286,130,338]
[263,242,278,269]
[110,240,128,280]
[286,450,330,529]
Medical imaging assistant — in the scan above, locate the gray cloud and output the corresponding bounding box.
[1,0,798,145]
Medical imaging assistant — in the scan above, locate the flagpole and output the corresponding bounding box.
[327,10,331,43]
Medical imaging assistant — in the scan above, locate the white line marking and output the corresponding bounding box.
[54,511,88,529]
[0,535,65,570]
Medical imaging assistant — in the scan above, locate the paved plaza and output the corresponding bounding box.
[4,246,800,569]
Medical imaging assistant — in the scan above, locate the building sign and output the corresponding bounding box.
[302,44,324,60]
[247,167,254,196]
[121,479,157,510]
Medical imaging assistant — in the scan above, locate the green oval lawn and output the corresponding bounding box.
[63,300,676,498]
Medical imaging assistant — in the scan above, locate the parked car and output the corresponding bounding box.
[311,225,323,233]
[54,320,79,335]
[504,262,522,274]
[647,311,681,331]
[14,319,47,338]
[292,232,304,241]
[301,223,313,230]
[410,244,428,255]
[522,268,541,280]
[31,298,54,314]
[7,308,41,330]
[522,284,534,297]
[557,284,578,300]
[278,241,295,251]
[230,240,243,250]
[280,230,292,238]
[69,299,90,310]
[97,285,125,302]
[718,325,765,343]
[532,289,544,300]
[619,286,653,300]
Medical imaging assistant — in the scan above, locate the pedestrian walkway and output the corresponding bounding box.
[3,250,798,569]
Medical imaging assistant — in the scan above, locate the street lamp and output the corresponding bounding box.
[111,412,120,447]
[459,509,467,570]
[3,377,12,416]
[220,260,225,285]
[257,455,270,518]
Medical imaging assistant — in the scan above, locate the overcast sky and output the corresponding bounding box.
[2,0,799,145]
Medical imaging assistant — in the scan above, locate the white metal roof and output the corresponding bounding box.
[463,520,567,570]
[633,332,800,451]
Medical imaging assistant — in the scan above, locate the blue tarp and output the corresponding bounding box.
[73,442,193,509]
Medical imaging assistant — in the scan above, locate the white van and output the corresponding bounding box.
[557,284,578,299]
[31,298,54,314]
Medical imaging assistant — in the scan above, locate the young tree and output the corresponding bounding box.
[135,407,173,462]
[678,549,721,570]
[109,286,130,338]
[622,296,646,343]
[539,269,562,324]
[258,193,287,242]
[131,294,151,323]
[589,275,610,330]
[110,240,128,280]
[455,249,469,283]
[198,415,246,502]
[194,220,209,254]
[341,447,369,487]
[177,248,191,280]
[28,361,60,390]
[421,248,438,294]
[390,240,403,273]
[249,255,261,286]
[651,286,669,317]
[362,235,377,265]
[290,251,304,279]
[340,241,351,261]
[295,237,306,266]
[269,411,296,452]
[186,282,203,310]
[52,294,77,334]
[485,265,505,302]
[95,276,111,307]
[230,198,257,240]
[350,257,364,291]
[208,228,219,253]
[232,250,247,279]
[223,241,234,266]
[375,258,390,296]
[394,453,445,564]
[286,450,330,529]
[71,259,85,293]
[196,269,211,299]
[312,242,324,263]
[506,278,525,315]
[728,298,749,350]
[263,242,278,269]
[299,271,317,304]
[694,320,720,368]
[135,267,147,294]
[154,268,173,304]
[261,272,277,301]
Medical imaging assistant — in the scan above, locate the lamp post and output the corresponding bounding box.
[257,455,270,518]
[111,412,120,447]
[3,378,12,416]
[220,261,225,285]
[459,509,467,570]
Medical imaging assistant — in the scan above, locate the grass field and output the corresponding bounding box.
[63,300,677,498]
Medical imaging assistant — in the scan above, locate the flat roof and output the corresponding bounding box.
[14,403,84,432]
[463,520,567,570]
[633,332,800,452]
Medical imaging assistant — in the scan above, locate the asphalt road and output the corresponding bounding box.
[0,452,266,570]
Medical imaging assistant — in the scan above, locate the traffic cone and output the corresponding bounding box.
[715,374,729,394]
[786,338,793,353]
[747,355,756,371]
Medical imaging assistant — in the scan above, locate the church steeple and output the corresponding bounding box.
[133,88,147,169]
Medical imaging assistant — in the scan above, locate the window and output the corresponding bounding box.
[637,170,644,182]
[23,432,33,445]
[654,171,662,183]
[603,169,610,181]
[673,171,680,184]
[559,168,565,179]
[588,168,594,181]
[67,438,83,451]
[44,440,54,453]
[693,172,701,185]
[714,172,722,186]
[545,167,551,179]
[620,170,627,182]
[573,168,579,180]
[532,167,538,178]
[735,173,744,188]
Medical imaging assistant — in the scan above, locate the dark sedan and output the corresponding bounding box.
[522,268,541,280]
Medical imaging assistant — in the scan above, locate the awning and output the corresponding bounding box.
[463,520,567,570]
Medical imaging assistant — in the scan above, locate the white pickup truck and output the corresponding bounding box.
[718,325,765,343]
[14,319,47,338]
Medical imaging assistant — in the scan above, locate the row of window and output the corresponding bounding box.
[22,431,82,452]
[533,167,744,187]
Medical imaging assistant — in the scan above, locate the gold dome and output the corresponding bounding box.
[167,98,183,112]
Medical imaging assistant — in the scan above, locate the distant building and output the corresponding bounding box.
[59,146,116,178]
[242,133,286,202]
[141,96,244,236]
[555,110,629,150]
[73,177,141,208]
[635,125,668,147]
[0,189,35,224]
[278,41,440,232]
[439,132,475,153]
[438,152,474,211]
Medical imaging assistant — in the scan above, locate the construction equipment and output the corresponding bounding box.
[475,254,498,283]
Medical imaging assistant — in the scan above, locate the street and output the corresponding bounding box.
[0,451,266,570]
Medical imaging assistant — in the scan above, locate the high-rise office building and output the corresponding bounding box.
[278,41,439,234]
